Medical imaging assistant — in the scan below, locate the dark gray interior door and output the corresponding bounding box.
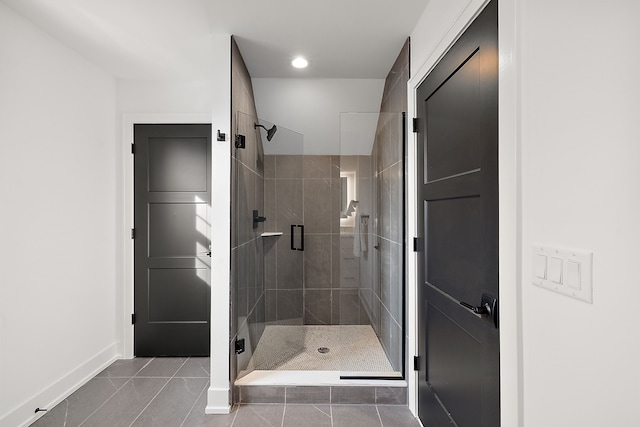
[416,1,499,425]
[134,124,211,356]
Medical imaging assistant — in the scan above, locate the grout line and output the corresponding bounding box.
[128,358,189,426]
[77,379,131,427]
[178,374,210,427]
[77,358,155,427]
[375,405,384,427]
[281,404,286,427]
[229,403,240,427]
[330,404,334,427]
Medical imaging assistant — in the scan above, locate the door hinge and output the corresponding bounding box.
[235,338,245,354]
[414,356,421,371]
[131,143,135,154]
[131,228,135,239]
[131,313,136,324]
[412,117,419,133]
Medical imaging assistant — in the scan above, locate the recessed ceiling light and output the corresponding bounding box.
[291,57,308,69]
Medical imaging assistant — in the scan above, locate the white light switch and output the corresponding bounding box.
[535,254,547,279]
[532,245,593,303]
[549,257,563,284]
[565,260,581,289]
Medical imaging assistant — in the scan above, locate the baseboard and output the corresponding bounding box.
[0,343,119,427]
[205,387,231,414]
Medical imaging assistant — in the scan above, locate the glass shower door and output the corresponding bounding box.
[233,112,304,379]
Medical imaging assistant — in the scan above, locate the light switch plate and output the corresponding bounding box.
[532,244,593,303]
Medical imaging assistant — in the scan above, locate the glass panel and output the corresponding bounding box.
[234,111,404,379]
[337,112,405,378]
[233,112,304,379]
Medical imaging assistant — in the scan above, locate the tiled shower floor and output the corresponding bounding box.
[241,325,396,373]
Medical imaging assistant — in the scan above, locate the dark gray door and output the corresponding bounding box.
[416,1,499,425]
[134,124,211,356]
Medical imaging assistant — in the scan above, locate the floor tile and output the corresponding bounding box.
[232,405,284,427]
[131,377,208,427]
[282,405,331,427]
[95,358,152,378]
[240,386,285,403]
[175,357,210,377]
[181,386,237,427]
[331,386,376,404]
[331,405,382,427]
[32,377,127,427]
[375,387,407,405]
[378,405,422,427]
[135,357,187,377]
[285,386,330,404]
[79,378,168,427]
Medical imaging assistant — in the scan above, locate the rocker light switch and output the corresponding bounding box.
[535,254,547,279]
[548,257,563,284]
[565,260,581,289]
[532,245,593,304]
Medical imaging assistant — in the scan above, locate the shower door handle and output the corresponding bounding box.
[290,224,304,251]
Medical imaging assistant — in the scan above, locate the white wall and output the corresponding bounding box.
[115,36,232,414]
[410,0,640,426]
[0,4,118,427]
[252,78,385,155]
[519,1,640,425]
[116,80,216,114]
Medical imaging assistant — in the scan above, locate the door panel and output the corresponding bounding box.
[417,1,499,425]
[425,51,482,182]
[148,137,208,192]
[134,124,211,356]
[148,202,208,256]
[426,196,482,303]
[148,268,209,322]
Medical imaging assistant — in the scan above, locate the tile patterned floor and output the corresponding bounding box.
[31,358,421,427]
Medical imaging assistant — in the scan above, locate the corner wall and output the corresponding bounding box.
[0,4,118,426]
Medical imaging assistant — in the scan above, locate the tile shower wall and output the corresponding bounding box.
[230,37,266,379]
[367,39,409,371]
[263,155,370,325]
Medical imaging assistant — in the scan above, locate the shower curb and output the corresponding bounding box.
[235,385,407,405]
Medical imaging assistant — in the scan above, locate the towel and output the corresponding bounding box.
[353,213,361,258]
[353,213,368,257]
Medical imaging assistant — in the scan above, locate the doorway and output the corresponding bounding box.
[133,123,212,356]
[415,1,499,425]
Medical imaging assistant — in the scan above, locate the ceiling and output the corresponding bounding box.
[1,0,429,80]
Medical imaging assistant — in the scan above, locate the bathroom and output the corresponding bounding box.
[230,38,409,400]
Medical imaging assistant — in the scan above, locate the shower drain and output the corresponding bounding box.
[317,347,330,354]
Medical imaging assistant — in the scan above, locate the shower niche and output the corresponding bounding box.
[232,111,405,382]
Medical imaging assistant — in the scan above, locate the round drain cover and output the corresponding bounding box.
[317,347,330,354]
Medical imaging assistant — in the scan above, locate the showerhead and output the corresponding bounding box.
[254,123,278,142]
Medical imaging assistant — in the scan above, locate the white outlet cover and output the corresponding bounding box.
[532,244,593,304]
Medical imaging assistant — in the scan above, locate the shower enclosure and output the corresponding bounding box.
[232,111,405,382]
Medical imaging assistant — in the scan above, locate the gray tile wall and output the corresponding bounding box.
[231,37,266,380]
[263,154,371,326]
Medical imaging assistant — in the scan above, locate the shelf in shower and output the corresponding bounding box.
[260,232,283,237]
